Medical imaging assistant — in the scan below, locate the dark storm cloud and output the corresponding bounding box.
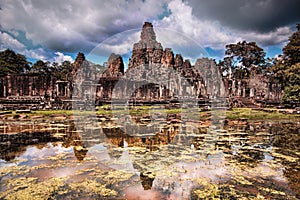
[187,0,300,32]
[0,0,169,53]
[0,0,298,61]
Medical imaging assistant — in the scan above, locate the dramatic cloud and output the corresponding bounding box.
[92,30,140,56]
[0,31,25,50]
[0,0,299,61]
[156,0,236,49]
[0,31,48,60]
[154,0,296,59]
[0,0,169,53]
[241,26,293,46]
[23,48,48,61]
[187,0,300,32]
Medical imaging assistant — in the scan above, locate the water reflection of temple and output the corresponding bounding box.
[1,119,299,195]
[0,131,62,161]
[0,121,88,162]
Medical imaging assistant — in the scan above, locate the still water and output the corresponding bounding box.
[0,114,299,199]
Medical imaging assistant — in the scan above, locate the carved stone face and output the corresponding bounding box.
[175,54,183,67]
[162,49,174,66]
[152,49,163,63]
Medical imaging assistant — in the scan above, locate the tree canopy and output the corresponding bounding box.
[29,60,51,75]
[50,61,73,80]
[283,24,300,65]
[0,49,74,81]
[222,41,266,79]
[29,60,74,81]
[0,49,31,76]
[272,24,300,102]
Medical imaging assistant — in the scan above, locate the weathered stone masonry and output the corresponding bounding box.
[0,22,282,108]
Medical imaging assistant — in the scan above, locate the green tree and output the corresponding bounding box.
[283,24,300,65]
[272,24,300,102]
[223,41,266,79]
[50,61,73,80]
[0,49,31,76]
[281,63,300,102]
[218,57,232,77]
[29,60,50,74]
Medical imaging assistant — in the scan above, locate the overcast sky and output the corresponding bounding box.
[0,0,299,65]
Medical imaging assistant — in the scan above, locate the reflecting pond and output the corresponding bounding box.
[0,114,299,199]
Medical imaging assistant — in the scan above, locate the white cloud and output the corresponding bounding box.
[153,0,293,59]
[0,31,48,61]
[0,0,170,52]
[241,26,293,46]
[0,0,295,61]
[23,48,48,61]
[53,52,74,64]
[97,30,140,56]
[155,0,240,49]
[0,32,25,50]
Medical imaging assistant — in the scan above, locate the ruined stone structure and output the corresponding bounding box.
[128,22,163,69]
[104,53,124,77]
[227,76,282,100]
[0,74,56,98]
[87,22,223,102]
[0,22,282,109]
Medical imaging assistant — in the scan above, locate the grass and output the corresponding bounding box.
[1,107,300,120]
[31,110,75,116]
[226,108,300,120]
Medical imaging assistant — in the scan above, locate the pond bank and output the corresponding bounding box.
[1,107,300,121]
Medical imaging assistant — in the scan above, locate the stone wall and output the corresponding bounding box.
[0,74,57,98]
[225,75,282,101]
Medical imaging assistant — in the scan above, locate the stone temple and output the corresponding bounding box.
[0,22,282,110]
